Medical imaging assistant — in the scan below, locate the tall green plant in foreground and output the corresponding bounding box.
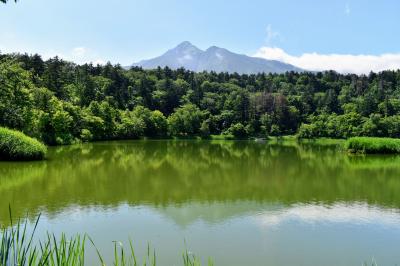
[0,127,46,160]
[0,212,85,266]
[0,212,213,266]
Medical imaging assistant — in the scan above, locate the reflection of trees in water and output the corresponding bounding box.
[1,140,400,225]
[0,161,47,192]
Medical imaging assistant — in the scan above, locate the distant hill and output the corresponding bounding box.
[131,41,303,74]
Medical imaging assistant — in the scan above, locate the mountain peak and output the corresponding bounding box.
[174,41,201,51]
[133,42,303,74]
[207,45,218,50]
[206,45,223,51]
[177,41,194,47]
[205,46,230,56]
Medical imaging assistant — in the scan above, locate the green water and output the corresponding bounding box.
[1,140,400,265]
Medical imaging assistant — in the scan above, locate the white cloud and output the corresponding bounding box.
[69,47,105,65]
[345,3,351,15]
[50,47,106,65]
[33,47,105,65]
[0,31,105,65]
[71,47,87,57]
[254,46,400,74]
[1,45,105,65]
[92,59,106,65]
[265,24,281,45]
[177,54,193,63]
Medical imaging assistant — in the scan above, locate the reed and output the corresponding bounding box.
[0,210,213,266]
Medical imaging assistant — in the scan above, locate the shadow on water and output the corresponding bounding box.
[1,140,400,226]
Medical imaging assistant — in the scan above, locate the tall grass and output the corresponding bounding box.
[0,208,85,266]
[0,127,46,160]
[0,210,213,266]
[345,137,400,154]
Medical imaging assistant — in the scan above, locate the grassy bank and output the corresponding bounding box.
[209,134,235,140]
[345,137,400,154]
[0,127,47,160]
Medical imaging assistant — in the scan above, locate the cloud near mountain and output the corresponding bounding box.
[255,46,400,74]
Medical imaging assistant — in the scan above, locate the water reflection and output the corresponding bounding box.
[254,203,400,228]
[1,141,400,265]
[1,140,400,225]
[22,202,400,266]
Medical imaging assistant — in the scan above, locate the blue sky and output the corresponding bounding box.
[1,0,400,73]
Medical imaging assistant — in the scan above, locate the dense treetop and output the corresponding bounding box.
[1,52,400,144]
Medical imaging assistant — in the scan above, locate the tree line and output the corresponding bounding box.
[1,52,400,144]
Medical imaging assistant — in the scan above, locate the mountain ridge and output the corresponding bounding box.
[132,41,303,74]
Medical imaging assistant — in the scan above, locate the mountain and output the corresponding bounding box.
[131,41,303,74]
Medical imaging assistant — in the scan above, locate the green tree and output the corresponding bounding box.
[168,104,203,136]
[117,110,145,139]
[227,123,248,139]
[0,61,34,131]
[43,56,68,100]
[150,110,168,137]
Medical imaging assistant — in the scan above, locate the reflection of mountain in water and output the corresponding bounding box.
[154,201,283,227]
[1,140,400,225]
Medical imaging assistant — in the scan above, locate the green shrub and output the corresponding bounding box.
[0,127,47,160]
[345,137,400,154]
[200,120,211,138]
[269,124,281,137]
[80,128,93,142]
[227,123,248,139]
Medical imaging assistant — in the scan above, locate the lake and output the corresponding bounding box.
[1,140,400,265]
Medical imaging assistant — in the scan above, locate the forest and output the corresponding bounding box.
[1,52,400,145]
